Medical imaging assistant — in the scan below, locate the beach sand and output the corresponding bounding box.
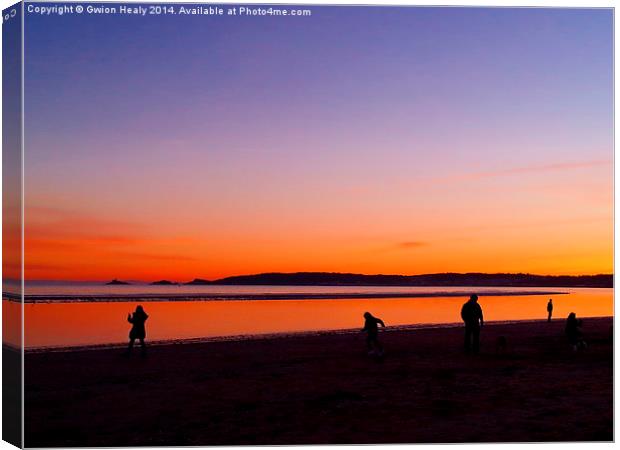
[24,317,613,446]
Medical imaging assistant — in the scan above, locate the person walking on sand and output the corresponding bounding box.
[126,305,149,356]
[547,299,553,322]
[461,294,483,354]
[362,312,386,356]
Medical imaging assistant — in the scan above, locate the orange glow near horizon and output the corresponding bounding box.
[23,169,612,282]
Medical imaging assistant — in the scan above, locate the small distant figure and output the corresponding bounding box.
[126,305,149,356]
[547,299,553,322]
[362,312,385,356]
[461,294,484,354]
[565,312,587,351]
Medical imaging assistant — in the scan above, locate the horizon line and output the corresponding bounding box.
[10,271,615,284]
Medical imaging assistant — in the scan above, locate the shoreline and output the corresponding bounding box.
[21,315,613,353]
[5,289,574,303]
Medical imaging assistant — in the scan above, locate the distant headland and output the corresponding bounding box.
[150,280,180,286]
[172,272,612,288]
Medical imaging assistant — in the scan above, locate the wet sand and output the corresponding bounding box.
[24,317,613,446]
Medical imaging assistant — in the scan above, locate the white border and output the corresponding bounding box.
[0,1,615,450]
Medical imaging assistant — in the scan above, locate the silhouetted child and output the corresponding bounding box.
[126,305,149,356]
[547,299,553,322]
[362,312,385,356]
[461,294,483,354]
[565,312,586,351]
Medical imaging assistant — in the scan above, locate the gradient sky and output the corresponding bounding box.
[22,6,613,281]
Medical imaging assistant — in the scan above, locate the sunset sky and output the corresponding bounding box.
[22,6,612,281]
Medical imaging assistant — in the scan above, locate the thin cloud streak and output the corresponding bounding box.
[464,160,613,178]
[436,159,612,184]
[341,160,612,196]
[398,241,427,249]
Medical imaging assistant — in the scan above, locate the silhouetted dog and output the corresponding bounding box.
[496,336,508,354]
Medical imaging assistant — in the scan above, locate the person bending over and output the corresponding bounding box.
[362,311,386,356]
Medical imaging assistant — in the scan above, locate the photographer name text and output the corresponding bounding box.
[26,4,312,17]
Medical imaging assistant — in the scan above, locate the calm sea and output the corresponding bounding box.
[2,283,613,349]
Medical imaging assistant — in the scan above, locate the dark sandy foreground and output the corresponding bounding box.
[24,317,613,446]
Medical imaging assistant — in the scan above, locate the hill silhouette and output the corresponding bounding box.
[184,272,612,288]
[150,280,178,286]
[106,279,130,285]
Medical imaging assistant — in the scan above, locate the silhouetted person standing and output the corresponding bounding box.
[461,294,483,354]
[362,312,385,356]
[127,305,148,356]
[547,299,553,322]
